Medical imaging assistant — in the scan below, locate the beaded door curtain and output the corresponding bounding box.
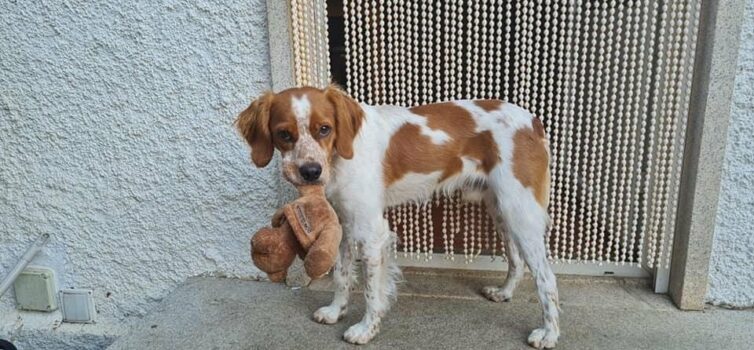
[289,0,701,270]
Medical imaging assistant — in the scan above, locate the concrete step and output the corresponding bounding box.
[108,268,754,349]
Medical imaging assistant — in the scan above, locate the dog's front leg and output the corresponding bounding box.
[313,237,354,324]
[343,218,398,345]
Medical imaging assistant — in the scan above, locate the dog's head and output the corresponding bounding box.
[235,85,363,186]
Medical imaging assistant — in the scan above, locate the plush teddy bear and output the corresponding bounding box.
[250,185,342,282]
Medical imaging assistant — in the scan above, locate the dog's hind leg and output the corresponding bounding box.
[488,161,560,349]
[494,183,559,349]
[481,192,526,303]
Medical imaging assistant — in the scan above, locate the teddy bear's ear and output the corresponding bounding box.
[324,85,363,159]
[235,91,275,167]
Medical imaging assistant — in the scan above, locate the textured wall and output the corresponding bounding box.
[707,1,754,308]
[0,0,275,329]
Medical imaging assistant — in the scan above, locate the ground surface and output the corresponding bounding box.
[108,268,754,350]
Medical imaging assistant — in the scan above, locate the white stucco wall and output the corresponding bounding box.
[0,0,275,340]
[707,1,754,308]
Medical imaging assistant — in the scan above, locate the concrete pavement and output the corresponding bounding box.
[108,268,754,349]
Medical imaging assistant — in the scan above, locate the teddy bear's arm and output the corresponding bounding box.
[271,207,287,227]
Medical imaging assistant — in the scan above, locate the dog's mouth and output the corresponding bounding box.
[299,179,324,186]
[283,170,326,187]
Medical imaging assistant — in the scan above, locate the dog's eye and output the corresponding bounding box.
[277,130,293,142]
[319,125,331,137]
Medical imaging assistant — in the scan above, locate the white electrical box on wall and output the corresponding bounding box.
[59,289,96,323]
[13,267,57,312]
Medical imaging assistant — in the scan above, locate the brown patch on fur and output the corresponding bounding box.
[235,91,275,167]
[267,89,299,152]
[411,103,477,138]
[474,99,504,112]
[512,118,550,208]
[383,124,457,183]
[325,85,364,159]
[463,131,500,173]
[383,102,501,186]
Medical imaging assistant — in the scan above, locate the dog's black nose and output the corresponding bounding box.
[299,163,322,182]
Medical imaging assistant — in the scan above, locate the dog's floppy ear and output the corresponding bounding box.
[325,85,363,159]
[235,91,275,167]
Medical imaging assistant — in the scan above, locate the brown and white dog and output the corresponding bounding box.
[236,86,560,349]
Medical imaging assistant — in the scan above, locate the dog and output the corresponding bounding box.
[236,85,560,349]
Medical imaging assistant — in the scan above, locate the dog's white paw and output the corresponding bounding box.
[527,327,559,349]
[482,286,513,302]
[313,305,345,325]
[343,321,378,345]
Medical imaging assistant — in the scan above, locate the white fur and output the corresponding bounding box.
[306,100,561,348]
[291,95,311,122]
